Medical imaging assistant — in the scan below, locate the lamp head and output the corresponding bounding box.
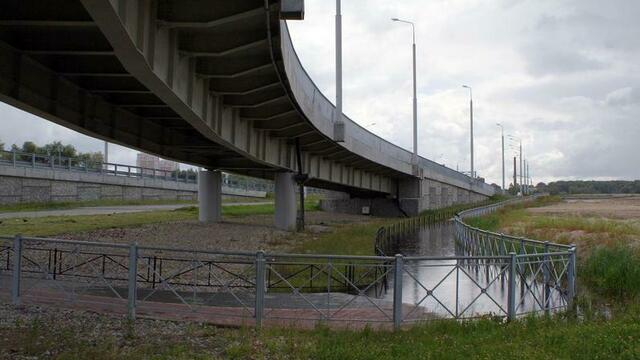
[391,18,399,21]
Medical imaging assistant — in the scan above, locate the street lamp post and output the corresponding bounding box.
[334,0,345,142]
[496,123,505,191]
[391,18,418,166]
[463,85,473,178]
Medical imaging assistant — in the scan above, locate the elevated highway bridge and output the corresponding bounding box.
[0,0,495,230]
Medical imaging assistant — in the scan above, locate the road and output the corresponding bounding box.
[0,202,273,220]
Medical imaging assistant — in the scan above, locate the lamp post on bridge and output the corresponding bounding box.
[462,85,474,178]
[334,0,345,142]
[391,17,418,167]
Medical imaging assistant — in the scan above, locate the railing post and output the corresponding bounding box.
[507,252,516,321]
[12,150,16,167]
[127,243,138,320]
[31,153,35,168]
[393,254,404,329]
[543,241,550,314]
[567,245,576,310]
[11,235,23,305]
[255,251,266,328]
[50,155,54,169]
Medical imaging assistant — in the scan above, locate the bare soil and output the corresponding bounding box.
[527,196,640,219]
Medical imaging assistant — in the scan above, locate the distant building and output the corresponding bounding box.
[136,153,179,175]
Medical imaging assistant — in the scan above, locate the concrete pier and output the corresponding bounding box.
[198,170,222,223]
[274,172,297,231]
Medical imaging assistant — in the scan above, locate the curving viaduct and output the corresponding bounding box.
[0,0,495,230]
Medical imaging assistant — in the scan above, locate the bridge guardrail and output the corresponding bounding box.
[0,149,197,183]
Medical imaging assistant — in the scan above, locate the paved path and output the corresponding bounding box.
[0,202,273,220]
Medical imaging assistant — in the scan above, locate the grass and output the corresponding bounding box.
[0,202,319,237]
[582,246,640,299]
[0,195,272,214]
[0,198,197,213]
[3,306,640,359]
[295,219,392,256]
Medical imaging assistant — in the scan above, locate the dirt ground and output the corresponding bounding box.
[56,211,375,253]
[526,195,640,219]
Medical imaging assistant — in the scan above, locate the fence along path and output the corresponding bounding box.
[0,198,576,329]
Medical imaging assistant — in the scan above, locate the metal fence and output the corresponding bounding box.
[0,198,576,328]
[0,149,197,183]
[453,198,576,317]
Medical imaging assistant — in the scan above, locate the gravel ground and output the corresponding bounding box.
[55,211,375,253]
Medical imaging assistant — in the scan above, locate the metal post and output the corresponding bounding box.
[567,246,576,310]
[50,155,54,169]
[11,235,23,305]
[519,142,523,196]
[507,252,516,321]
[127,243,138,320]
[255,251,266,328]
[470,96,474,178]
[333,0,345,142]
[31,153,35,168]
[12,150,16,167]
[412,37,417,166]
[392,254,404,329]
[501,128,505,190]
[543,241,550,314]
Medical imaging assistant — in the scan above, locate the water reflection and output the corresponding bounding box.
[383,221,567,320]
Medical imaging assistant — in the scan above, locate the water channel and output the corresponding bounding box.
[383,221,566,320]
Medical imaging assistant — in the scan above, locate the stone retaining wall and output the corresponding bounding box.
[0,166,197,205]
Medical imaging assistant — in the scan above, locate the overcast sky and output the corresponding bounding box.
[1,0,638,185]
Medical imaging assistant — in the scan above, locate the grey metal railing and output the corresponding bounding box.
[0,149,197,183]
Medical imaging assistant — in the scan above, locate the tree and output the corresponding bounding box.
[20,141,38,154]
[77,152,103,167]
[42,141,77,158]
[0,139,4,151]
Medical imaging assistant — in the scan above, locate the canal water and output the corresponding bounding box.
[383,221,561,319]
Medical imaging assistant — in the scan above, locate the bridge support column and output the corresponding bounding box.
[398,178,423,216]
[198,170,222,223]
[275,172,297,231]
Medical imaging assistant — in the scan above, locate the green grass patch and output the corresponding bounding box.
[0,203,317,237]
[0,195,274,214]
[0,209,197,237]
[0,198,198,213]
[7,306,640,359]
[295,220,392,256]
[582,245,640,300]
[223,313,640,360]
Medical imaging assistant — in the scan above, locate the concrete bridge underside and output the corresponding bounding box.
[0,0,494,230]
